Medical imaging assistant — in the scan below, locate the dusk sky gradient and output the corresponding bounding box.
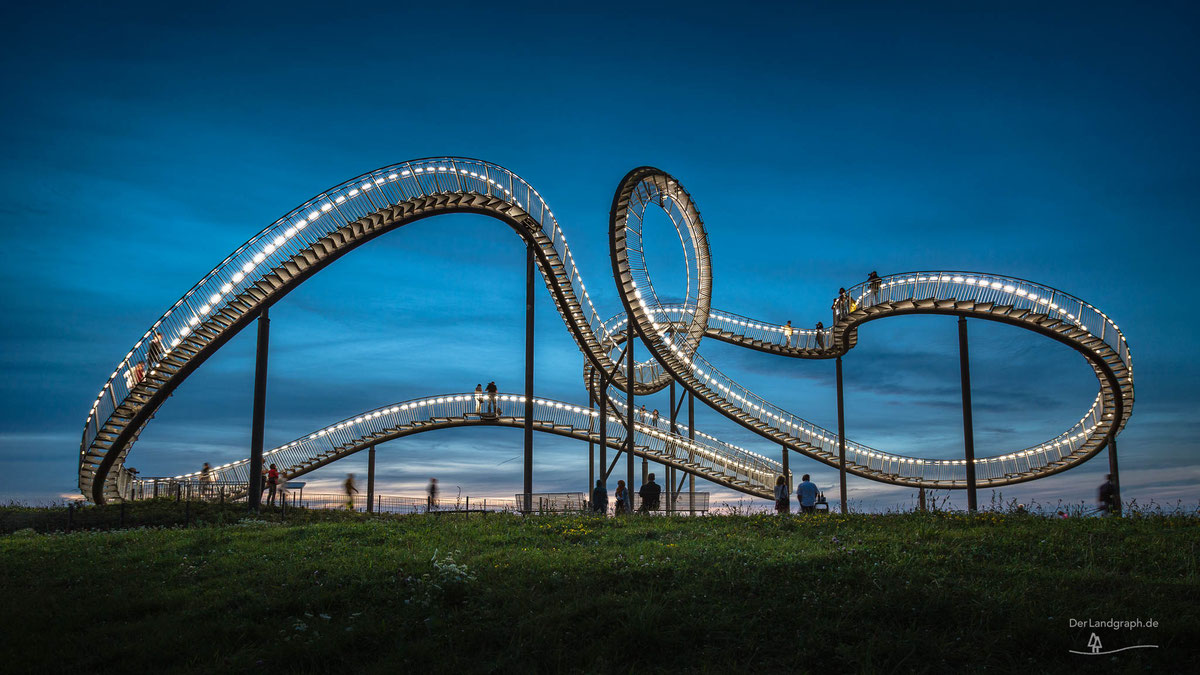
[1,1,1197,510]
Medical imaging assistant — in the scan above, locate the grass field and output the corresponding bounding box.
[1,501,1197,673]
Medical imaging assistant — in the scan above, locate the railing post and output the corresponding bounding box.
[837,356,848,513]
[366,444,376,513]
[958,317,978,512]
[523,244,535,515]
[249,307,270,512]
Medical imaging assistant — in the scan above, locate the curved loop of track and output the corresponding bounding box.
[80,158,1133,503]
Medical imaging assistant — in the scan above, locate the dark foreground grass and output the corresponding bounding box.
[1,502,1197,674]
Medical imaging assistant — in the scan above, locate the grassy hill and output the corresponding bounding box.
[1,502,1196,673]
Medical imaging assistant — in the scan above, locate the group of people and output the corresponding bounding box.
[774,473,824,514]
[473,382,500,415]
[779,271,882,350]
[590,473,664,514]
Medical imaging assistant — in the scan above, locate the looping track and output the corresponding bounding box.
[79,158,1133,503]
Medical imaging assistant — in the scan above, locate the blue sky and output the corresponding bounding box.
[0,1,1197,510]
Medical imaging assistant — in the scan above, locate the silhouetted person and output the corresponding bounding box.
[867,271,882,303]
[833,288,849,322]
[485,381,498,414]
[614,480,629,514]
[344,473,358,511]
[474,384,484,414]
[638,473,662,513]
[797,474,818,514]
[200,462,212,498]
[148,331,165,371]
[774,475,790,514]
[266,463,279,506]
[1098,474,1116,516]
[815,321,824,349]
[427,477,439,512]
[591,479,608,514]
[783,320,794,347]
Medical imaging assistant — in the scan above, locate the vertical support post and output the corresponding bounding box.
[1108,436,1121,516]
[599,371,608,488]
[524,244,535,514]
[781,443,790,492]
[249,307,270,512]
[588,370,595,499]
[626,317,636,511]
[669,380,678,514]
[836,355,848,513]
[688,391,695,515]
[366,444,376,513]
[958,317,978,512]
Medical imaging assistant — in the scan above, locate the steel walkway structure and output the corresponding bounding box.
[78,158,1134,505]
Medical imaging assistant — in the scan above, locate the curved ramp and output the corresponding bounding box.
[79,157,1134,503]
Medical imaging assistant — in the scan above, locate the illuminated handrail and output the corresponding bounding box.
[80,159,1134,501]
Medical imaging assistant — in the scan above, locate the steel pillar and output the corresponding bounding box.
[781,442,790,492]
[688,391,695,515]
[599,372,608,488]
[626,315,635,509]
[248,307,269,511]
[588,370,595,498]
[366,444,376,513]
[524,245,535,514]
[836,355,847,513]
[1109,436,1122,516]
[958,317,978,512]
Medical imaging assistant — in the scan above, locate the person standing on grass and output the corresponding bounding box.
[591,479,608,515]
[344,473,358,511]
[774,475,790,514]
[614,480,629,514]
[638,473,662,513]
[797,474,818,514]
[474,384,484,414]
[428,478,439,512]
[266,464,280,506]
[1098,474,1116,516]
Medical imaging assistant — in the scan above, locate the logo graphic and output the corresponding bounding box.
[1069,632,1159,656]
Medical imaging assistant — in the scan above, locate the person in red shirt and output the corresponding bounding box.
[267,464,280,506]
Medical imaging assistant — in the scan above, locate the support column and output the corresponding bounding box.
[1108,436,1121,516]
[688,391,695,515]
[524,245,535,514]
[781,443,790,492]
[669,380,678,514]
[588,370,595,499]
[599,372,608,488]
[248,307,270,512]
[836,355,847,514]
[366,444,376,513]
[958,317,978,512]
[626,318,636,511]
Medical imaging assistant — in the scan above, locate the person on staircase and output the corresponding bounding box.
[148,331,165,373]
[474,384,484,414]
[783,320,794,348]
[867,271,882,304]
[485,381,498,415]
[815,321,825,349]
